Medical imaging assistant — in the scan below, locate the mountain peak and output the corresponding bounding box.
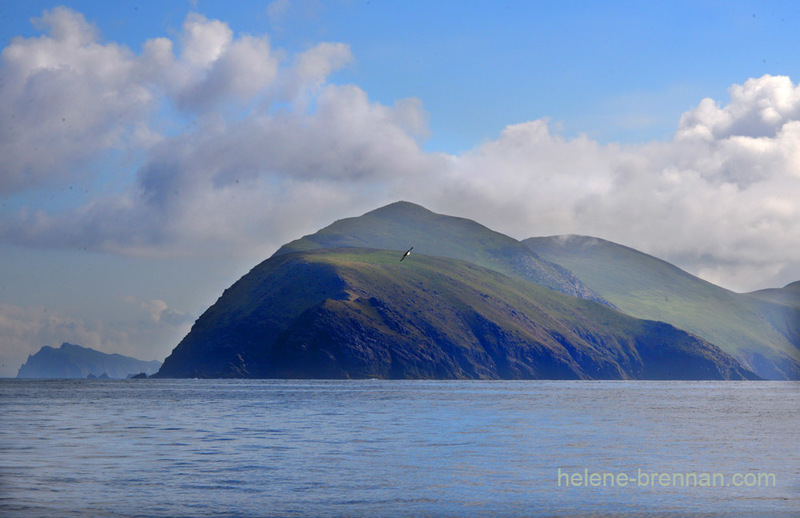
[363,200,431,215]
[273,202,605,302]
[59,342,87,351]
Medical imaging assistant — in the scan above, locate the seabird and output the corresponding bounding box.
[400,246,413,262]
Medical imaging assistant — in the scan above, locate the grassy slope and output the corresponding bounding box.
[748,281,800,309]
[746,281,800,349]
[275,201,605,303]
[157,248,754,380]
[524,235,800,379]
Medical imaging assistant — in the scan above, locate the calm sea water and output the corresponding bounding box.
[1,379,798,517]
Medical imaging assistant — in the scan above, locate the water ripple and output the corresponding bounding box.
[1,379,798,517]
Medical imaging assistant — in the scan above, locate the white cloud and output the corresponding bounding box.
[30,6,100,45]
[1,7,799,292]
[0,304,104,357]
[1,78,440,258]
[423,76,800,291]
[677,75,800,141]
[0,8,287,196]
[0,7,154,194]
[292,42,352,89]
[180,13,232,68]
[124,296,193,326]
[172,14,281,111]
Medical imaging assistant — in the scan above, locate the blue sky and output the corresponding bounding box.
[1,1,800,375]
[4,1,797,150]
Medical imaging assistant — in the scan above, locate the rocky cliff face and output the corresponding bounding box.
[156,248,757,380]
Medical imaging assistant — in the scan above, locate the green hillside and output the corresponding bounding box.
[156,248,754,380]
[524,235,800,379]
[746,282,800,350]
[748,281,800,309]
[276,201,605,303]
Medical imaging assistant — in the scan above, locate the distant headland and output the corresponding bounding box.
[17,342,161,379]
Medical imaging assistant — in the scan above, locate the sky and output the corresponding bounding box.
[1,0,800,376]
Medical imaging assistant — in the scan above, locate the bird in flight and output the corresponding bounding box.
[400,246,413,262]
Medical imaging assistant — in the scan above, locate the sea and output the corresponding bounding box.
[1,379,798,517]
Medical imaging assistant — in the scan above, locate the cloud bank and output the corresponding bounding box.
[2,8,799,292]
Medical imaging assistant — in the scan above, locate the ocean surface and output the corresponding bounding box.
[1,379,798,517]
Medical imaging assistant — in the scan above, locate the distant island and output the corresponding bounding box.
[153,202,800,380]
[17,343,161,379]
